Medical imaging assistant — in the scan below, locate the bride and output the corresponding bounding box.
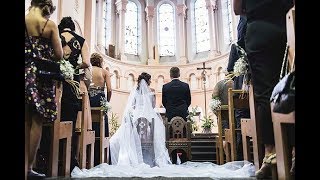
[71,72,255,178]
[109,72,172,167]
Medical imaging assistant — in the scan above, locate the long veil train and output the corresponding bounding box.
[71,79,255,178]
[109,79,172,167]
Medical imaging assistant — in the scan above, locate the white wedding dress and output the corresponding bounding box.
[71,79,255,178]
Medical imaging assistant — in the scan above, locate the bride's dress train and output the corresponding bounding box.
[71,79,255,178]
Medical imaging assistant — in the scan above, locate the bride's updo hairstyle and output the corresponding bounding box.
[137,72,151,90]
[31,0,56,17]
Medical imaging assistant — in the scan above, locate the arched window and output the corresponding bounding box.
[221,0,233,45]
[194,0,210,53]
[125,1,139,55]
[103,0,112,48]
[127,74,135,90]
[157,75,164,91]
[190,74,197,90]
[158,3,175,56]
[111,70,119,89]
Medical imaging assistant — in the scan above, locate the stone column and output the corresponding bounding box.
[205,0,219,57]
[115,0,128,60]
[110,0,116,45]
[96,0,104,50]
[145,6,156,65]
[177,4,188,64]
[213,3,221,54]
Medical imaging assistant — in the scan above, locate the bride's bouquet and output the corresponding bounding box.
[209,96,222,113]
[100,96,112,113]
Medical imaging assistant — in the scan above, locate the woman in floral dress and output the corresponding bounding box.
[25,0,63,177]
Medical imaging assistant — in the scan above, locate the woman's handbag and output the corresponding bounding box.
[25,24,64,81]
[270,43,295,114]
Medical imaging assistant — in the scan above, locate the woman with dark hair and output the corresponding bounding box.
[108,72,172,168]
[137,72,155,108]
[25,0,63,177]
[58,16,91,170]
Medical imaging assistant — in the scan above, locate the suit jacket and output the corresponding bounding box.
[162,79,191,121]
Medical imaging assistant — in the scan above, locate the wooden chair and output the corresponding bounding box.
[136,117,155,166]
[36,84,73,177]
[224,89,249,162]
[215,105,228,165]
[91,107,109,164]
[272,6,295,180]
[271,104,295,180]
[165,116,192,162]
[240,85,264,170]
[77,85,95,169]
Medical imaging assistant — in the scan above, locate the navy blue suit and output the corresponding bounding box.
[162,79,191,121]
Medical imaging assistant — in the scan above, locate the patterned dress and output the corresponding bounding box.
[25,36,57,122]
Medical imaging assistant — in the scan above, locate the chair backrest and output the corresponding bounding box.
[136,117,154,144]
[230,89,249,109]
[286,6,295,71]
[167,116,191,141]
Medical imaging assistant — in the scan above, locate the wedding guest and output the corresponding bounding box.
[162,67,191,122]
[87,53,112,165]
[25,0,63,177]
[233,0,294,178]
[226,14,250,161]
[58,16,91,170]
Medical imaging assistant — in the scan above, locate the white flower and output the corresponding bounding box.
[233,42,249,77]
[59,59,75,80]
[209,97,221,112]
[234,56,248,77]
[100,96,111,113]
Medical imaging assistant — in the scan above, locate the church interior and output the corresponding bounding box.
[25,0,295,179]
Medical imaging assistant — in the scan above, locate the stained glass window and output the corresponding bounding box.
[221,0,233,44]
[103,0,112,48]
[125,1,138,55]
[195,0,210,53]
[158,3,175,56]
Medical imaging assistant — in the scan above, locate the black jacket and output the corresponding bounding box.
[162,79,191,121]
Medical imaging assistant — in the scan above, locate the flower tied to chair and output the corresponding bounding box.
[270,43,295,114]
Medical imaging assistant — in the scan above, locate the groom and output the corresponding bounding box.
[162,67,191,122]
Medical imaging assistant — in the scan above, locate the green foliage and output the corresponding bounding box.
[186,106,198,123]
[201,115,215,129]
[187,106,199,132]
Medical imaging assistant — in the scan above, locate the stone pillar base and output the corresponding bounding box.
[147,58,157,65]
[120,54,127,61]
[179,56,188,64]
[208,51,221,59]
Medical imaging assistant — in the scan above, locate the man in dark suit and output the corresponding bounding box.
[162,67,191,121]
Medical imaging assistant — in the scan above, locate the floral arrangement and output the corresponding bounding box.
[233,42,249,77]
[58,59,75,80]
[109,112,119,137]
[201,115,214,130]
[187,106,199,132]
[209,96,222,113]
[100,96,112,113]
